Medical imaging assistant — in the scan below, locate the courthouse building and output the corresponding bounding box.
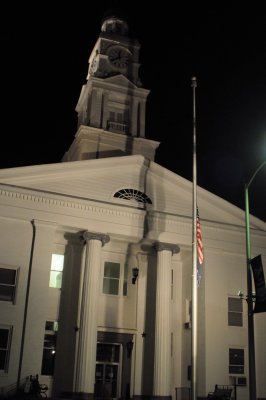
[0,13,265,400]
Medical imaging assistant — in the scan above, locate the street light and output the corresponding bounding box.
[245,160,266,400]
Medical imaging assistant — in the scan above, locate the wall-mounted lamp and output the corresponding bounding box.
[238,290,245,300]
[238,290,256,301]
[132,268,139,284]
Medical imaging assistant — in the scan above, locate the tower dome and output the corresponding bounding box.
[101,9,129,35]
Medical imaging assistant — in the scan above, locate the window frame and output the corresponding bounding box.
[103,261,121,295]
[228,296,243,327]
[41,320,58,376]
[102,255,128,297]
[107,108,129,134]
[229,348,245,375]
[0,325,13,373]
[49,254,64,289]
[0,265,19,303]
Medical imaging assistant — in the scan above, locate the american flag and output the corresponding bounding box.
[196,208,204,264]
[196,208,204,286]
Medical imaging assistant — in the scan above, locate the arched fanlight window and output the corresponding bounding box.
[114,188,152,204]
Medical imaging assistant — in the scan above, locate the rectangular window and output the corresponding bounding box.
[49,254,64,288]
[0,267,17,302]
[109,111,128,123]
[108,110,128,134]
[229,348,244,374]
[0,326,12,372]
[41,321,58,376]
[103,261,128,296]
[103,262,120,295]
[228,297,243,326]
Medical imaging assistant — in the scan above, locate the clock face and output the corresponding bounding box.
[108,46,131,69]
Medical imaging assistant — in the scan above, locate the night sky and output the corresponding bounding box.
[1,2,266,221]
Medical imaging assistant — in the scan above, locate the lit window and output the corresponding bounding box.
[49,254,64,288]
[0,267,17,302]
[228,297,243,326]
[103,262,128,296]
[229,348,244,374]
[41,321,58,376]
[0,326,12,372]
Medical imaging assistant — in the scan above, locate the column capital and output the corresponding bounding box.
[154,241,180,255]
[83,231,110,247]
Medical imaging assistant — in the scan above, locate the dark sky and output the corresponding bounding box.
[1,2,266,221]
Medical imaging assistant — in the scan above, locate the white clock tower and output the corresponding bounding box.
[63,12,160,162]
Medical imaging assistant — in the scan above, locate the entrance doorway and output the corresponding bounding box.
[95,343,121,398]
[95,332,133,399]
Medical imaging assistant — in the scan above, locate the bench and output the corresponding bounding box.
[24,375,48,398]
[207,384,233,400]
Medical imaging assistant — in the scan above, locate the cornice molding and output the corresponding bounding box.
[77,126,160,149]
[147,211,253,235]
[90,76,150,96]
[0,187,144,221]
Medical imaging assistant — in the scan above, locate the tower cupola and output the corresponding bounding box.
[62,12,160,163]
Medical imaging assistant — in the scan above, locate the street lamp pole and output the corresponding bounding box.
[245,160,266,400]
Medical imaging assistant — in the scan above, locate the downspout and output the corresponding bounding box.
[16,219,36,392]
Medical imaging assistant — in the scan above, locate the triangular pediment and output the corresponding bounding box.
[147,162,265,229]
[0,156,151,209]
[0,156,264,232]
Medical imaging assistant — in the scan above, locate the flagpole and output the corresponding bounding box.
[191,76,198,400]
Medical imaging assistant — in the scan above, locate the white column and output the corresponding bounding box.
[153,242,179,398]
[75,231,110,398]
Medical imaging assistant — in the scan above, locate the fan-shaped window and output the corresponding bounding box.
[114,189,152,204]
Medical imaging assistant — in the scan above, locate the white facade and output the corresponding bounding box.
[0,13,265,400]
